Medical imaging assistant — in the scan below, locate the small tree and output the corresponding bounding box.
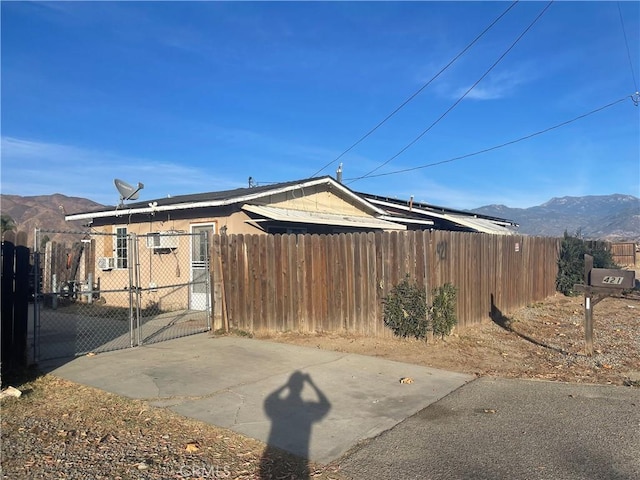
[1,214,17,235]
[430,283,458,339]
[556,231,618,296]
[40,234,51,251]
[556,231,586,296]
[383,276,428,339]
[588,241,617,270]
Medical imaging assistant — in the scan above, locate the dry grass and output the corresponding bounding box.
[1,375,347,479]
[262,292,640,386]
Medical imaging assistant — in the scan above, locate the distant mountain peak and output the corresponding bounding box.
[472,194,639,241]
[542,193,639,207]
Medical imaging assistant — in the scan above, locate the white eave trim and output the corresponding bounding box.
[242,204,406,230]
[379,216,434,226]
[65,177,386,222]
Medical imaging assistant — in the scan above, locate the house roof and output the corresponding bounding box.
[64,176,517,235]
[242,204,406,230]
[360,193,518,235]
[65,176,386,222]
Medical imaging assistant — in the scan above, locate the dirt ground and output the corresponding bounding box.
[259,291,640,387]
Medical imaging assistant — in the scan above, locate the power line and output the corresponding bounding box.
[309,1,520,178]
[617,1,639,93]
[343,95,631,181]
[351,0,554,183]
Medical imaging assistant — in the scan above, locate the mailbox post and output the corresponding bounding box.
[584,255,594,356]
[575,254,635,356]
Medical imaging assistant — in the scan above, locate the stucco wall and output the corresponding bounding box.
[82,184,376,310]
[261,185,369,216]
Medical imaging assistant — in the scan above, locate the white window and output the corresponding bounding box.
[115,227,128,268]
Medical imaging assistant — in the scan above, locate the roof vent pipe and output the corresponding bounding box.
[336,163,343,183]
[409,195,414,211]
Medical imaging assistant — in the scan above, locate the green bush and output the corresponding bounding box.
[383,278,458,340]
[556,233,585,296]
[383,276,428,339]
[430,283,458,338]
[556,231,618,296]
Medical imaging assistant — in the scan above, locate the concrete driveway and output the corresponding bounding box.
[43,334,473,464]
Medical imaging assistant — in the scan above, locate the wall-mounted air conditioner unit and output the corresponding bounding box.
[98,257,115,271]
[146,232,179,250]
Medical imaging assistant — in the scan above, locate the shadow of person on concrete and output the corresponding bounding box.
[259,371,331,479]
[489,294,568,355]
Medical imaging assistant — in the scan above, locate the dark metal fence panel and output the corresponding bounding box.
[33,229,211,361]
[1,231,30,379]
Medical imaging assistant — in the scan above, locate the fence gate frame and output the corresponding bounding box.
[33,228,212,362]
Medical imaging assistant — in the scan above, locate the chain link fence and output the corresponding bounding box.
[34,229,211,361]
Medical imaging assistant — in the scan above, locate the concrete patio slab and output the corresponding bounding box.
[43,334,473,464]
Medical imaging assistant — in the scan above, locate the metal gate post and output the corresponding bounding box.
[127,233,142,347]
[127,234,135,348]
[133,235,142,346]
[205,231,212,330]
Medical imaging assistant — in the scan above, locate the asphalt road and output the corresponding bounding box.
[336,377,640,480]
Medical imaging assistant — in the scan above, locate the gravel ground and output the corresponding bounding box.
[1,375,347,480]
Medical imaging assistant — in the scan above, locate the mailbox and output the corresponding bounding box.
[577,255,637,357]
[590,268,635,289]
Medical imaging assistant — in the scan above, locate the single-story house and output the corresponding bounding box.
[63,176,517,315]
[65,176,408,236]
[63,176,406,313]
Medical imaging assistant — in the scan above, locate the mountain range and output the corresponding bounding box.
[1,192,638,245]
[470,194,639,241]
[1,193,104,247]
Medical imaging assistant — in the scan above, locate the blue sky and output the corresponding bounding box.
[2,1,639,209]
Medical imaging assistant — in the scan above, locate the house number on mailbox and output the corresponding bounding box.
[601,276,624,285]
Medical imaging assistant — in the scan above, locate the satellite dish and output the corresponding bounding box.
[114,178,144,204]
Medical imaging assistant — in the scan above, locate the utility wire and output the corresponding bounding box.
[350,0,554,183]
[617,1,639,93]
[309,1,520,178]
[343,95,631,181]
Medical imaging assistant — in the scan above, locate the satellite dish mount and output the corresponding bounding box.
[114,179,144,205]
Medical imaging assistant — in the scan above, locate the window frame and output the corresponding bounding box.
[115,226,128,269]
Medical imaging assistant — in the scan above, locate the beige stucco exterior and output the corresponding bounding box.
[256,184,369,217]
[67,177,395,315]
[89,226,209,313]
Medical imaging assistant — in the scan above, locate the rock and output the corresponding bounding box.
[0,386,22,400]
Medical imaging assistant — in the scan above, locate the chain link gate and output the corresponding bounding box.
[33,229,212,361]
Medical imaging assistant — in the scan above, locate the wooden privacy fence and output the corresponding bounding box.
[611,242,637,266]
[212,231,561,337]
